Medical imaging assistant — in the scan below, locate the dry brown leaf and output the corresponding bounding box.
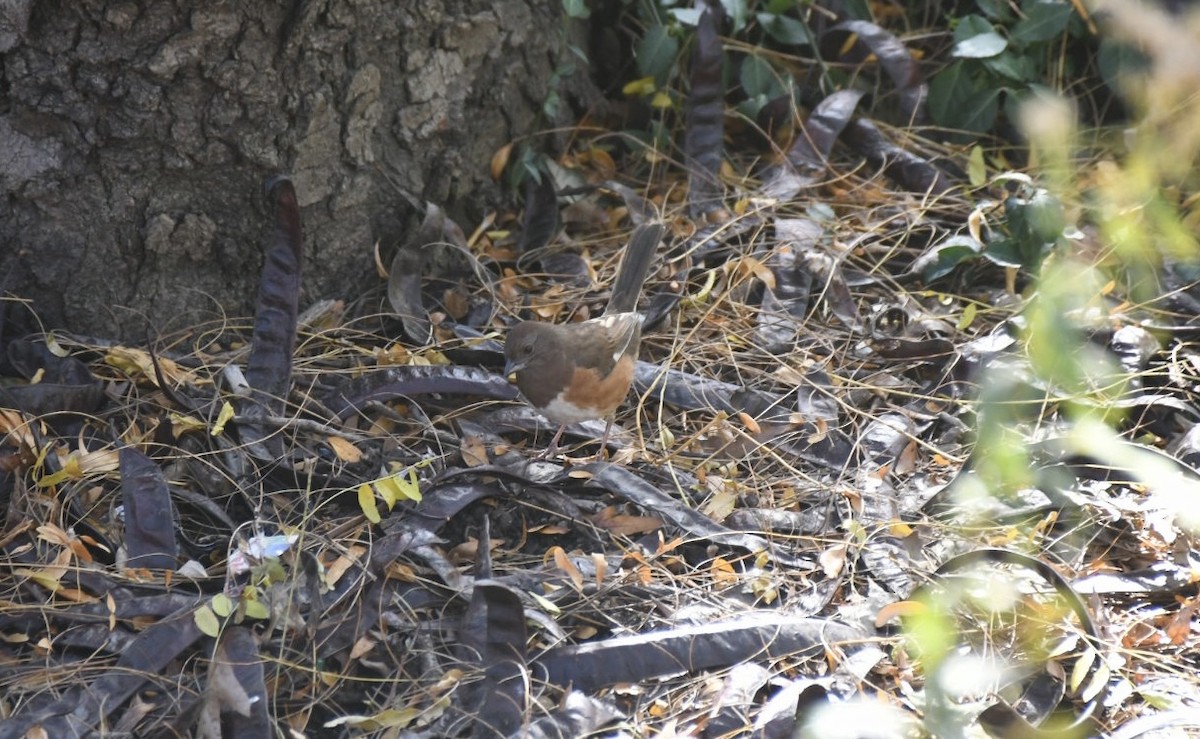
[104,346,200,388]
[591,552,608,585]
[325,544,367,588]
[529,523,569,535]
[460,435,488,467]
[588,510,663,537]
[700,480,737,523]
[549,546,584,591]
[442,287,470,320]
[350,635,377,660]
[710,556,738,586]
[1166,598,1196,645]
[0,409,38,451]
[819,544,847,579]
[894,440,918,475]
[737,411,761,435]
[874,599,927,627]
[385,561,418,582]
[575,624,598,639]
[490,142,513,181]
[326,436,363,463]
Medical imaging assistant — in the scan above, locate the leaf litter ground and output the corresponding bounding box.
[4,27,1200,739]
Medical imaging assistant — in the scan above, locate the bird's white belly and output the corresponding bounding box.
[540,394,598,424]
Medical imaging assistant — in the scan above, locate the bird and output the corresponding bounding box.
[503,221,666,457]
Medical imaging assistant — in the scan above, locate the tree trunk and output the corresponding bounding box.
[0,0,563,339]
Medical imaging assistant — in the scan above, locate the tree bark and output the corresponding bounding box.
[0,0,562,339]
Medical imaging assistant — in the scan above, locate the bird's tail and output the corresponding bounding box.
[605,221,665,316]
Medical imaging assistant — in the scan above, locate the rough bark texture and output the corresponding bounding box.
[0,0,561,339]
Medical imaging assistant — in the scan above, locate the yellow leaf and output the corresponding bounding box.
[377,466,423,503]
[1081,660,1110,702]
[211,593,234,617]
[358,484,381,524]
[650,90,673,108]
[968,145,987,187]
[530,591,561,615]
[36,465,71,488]
[956,302,977,331]
[194,605,221,637]
[242,599,269,620]
[211,401,235,436]
[1069,646,1097,693]
[622,76,657,96]
[169,412,207,435]
[373,476,400,508]
[44,332,70,357]
[324,708,422,731]
[587,147,616,176]
[104,346,198,387]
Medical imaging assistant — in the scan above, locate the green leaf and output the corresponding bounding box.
[766,0,792,13]
[953,15,999,43]
[974,0,1015,21]
[736,94,769,120]
[928,62,975,126]
[918,236,984,281]
[953,31,1008,59]
[719,0,749,33]
[1024,190,1066,243]
[562,0,590,19]
[982,51,1037,81]
[637,24,679,85]
[757,12,813,46]
[841,0,871,20]
[1097,39,1149,94]
[670,7,704,26]
[982,237,1025,268]
[953,87,1001,134]
[542,90,561,118]
[1011,2,1073,44]
[740,55,778,99]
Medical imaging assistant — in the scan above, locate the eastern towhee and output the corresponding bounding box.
[504,221,666,455]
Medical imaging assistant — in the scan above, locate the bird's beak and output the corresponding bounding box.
[503,358,525,383]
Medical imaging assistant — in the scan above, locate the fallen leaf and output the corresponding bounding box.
[327,436,363,463]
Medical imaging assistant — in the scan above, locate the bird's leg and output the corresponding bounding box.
[535,424,568,459]
[595,418,614,461]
